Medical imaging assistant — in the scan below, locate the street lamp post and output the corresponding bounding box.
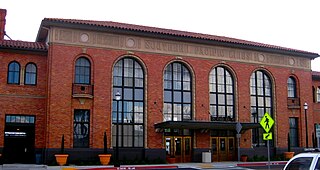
[304,102,308,148]
[251,112,258,144]
[115,91,121,167]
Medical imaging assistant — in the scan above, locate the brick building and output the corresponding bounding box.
[1,8,320,164]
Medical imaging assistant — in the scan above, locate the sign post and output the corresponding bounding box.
[259,113,274,170]
[236,122,242,162]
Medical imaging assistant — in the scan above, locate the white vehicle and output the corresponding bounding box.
[283,152,320,170]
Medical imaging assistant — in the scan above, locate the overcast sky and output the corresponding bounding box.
[2,0,320,71]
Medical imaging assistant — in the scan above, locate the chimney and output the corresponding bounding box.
[0,9,7,40]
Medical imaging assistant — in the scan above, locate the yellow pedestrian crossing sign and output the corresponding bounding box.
[263,132,273,140]
[259,113,274,133]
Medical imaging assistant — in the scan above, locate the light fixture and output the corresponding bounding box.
[115,91,121,101]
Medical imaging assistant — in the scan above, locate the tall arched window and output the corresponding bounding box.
[163,62,192,121]
[7,61,20,84]
[75,57,91,84]
[209,66,235,121]
[287,77,297,98]
[112,57,144,147]
[250,70,273,147]
[25,63,37,85]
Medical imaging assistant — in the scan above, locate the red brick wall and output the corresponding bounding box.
[312,73,320,134]
[1,42,314,152]
[46,44,120,148]
[45,43,315,150]
[0,51,47,148]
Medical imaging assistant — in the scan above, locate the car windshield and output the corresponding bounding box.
[315,157,320,169]
[285,157,313,170]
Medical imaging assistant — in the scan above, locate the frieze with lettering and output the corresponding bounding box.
[52,28,310,69]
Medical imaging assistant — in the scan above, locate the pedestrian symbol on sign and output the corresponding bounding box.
[264,116,269,129]
[259,113,274,133]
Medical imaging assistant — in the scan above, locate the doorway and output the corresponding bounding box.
[211,137,235,161]
[165,136,192,163]
[3,115,35,164]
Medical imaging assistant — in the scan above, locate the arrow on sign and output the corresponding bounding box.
[263,132,273,140]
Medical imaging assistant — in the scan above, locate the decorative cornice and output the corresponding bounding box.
[50,28,311,70]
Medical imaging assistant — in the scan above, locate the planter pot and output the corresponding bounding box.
[99,154,112,165]
[167,157,176,164]
[240,155,248,162]
[284,152,295,160]
[55,154,69,166]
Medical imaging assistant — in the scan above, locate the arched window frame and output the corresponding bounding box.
[317,87,320,103]
[7,61,20,84]
[24,63,37,85]
[250,70,273,147]
[209,66,235,121]
[112,57,145,148]
[287,77,297,98]
[163,62,192,122]
[74,57,91,85]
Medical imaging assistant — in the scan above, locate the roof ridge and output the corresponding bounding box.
[42,18,318,56]
[44,18,251,41]
[0,39,47,51]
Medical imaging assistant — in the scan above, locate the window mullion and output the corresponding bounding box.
[262,75,266,114]
[120,60,124,147]
[224,69,227,118]
[132,61,135,147]
[181,65,184,121]
[171,64,174,120]
[215,69,218,118]
[254,72,260,146]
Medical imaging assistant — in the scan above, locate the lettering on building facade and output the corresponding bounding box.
[52,28,310,69]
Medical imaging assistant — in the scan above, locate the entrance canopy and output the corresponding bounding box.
[154,120,260,133]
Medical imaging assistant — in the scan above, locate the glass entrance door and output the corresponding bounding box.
[183,137,191,162]
[219,137,227,161]
[228,137,235,160]
[3,115,36,164]
[210,137,235,161]
[174,137,182,162]
[165,136,192,163]
[211,137,218,161]
[3,124,35,163]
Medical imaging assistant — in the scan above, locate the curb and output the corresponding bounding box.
[70,165,179,170]
[237,161,287,167]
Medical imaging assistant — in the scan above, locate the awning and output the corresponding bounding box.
[154,120,260,133]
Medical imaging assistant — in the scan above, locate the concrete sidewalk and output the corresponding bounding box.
[0,161,287,170]
[45,162,241,170]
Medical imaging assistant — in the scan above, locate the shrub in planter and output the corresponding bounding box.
[240,155,248,162]
[99,131,112,165]
[166,155,176,164]
[55,135,69,166]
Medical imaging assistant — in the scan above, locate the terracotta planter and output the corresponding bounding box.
[55,154,69,166]
[240,155,248,162]
[167,157,176,164]
[284,152,295,160]
[99,154,112,165]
